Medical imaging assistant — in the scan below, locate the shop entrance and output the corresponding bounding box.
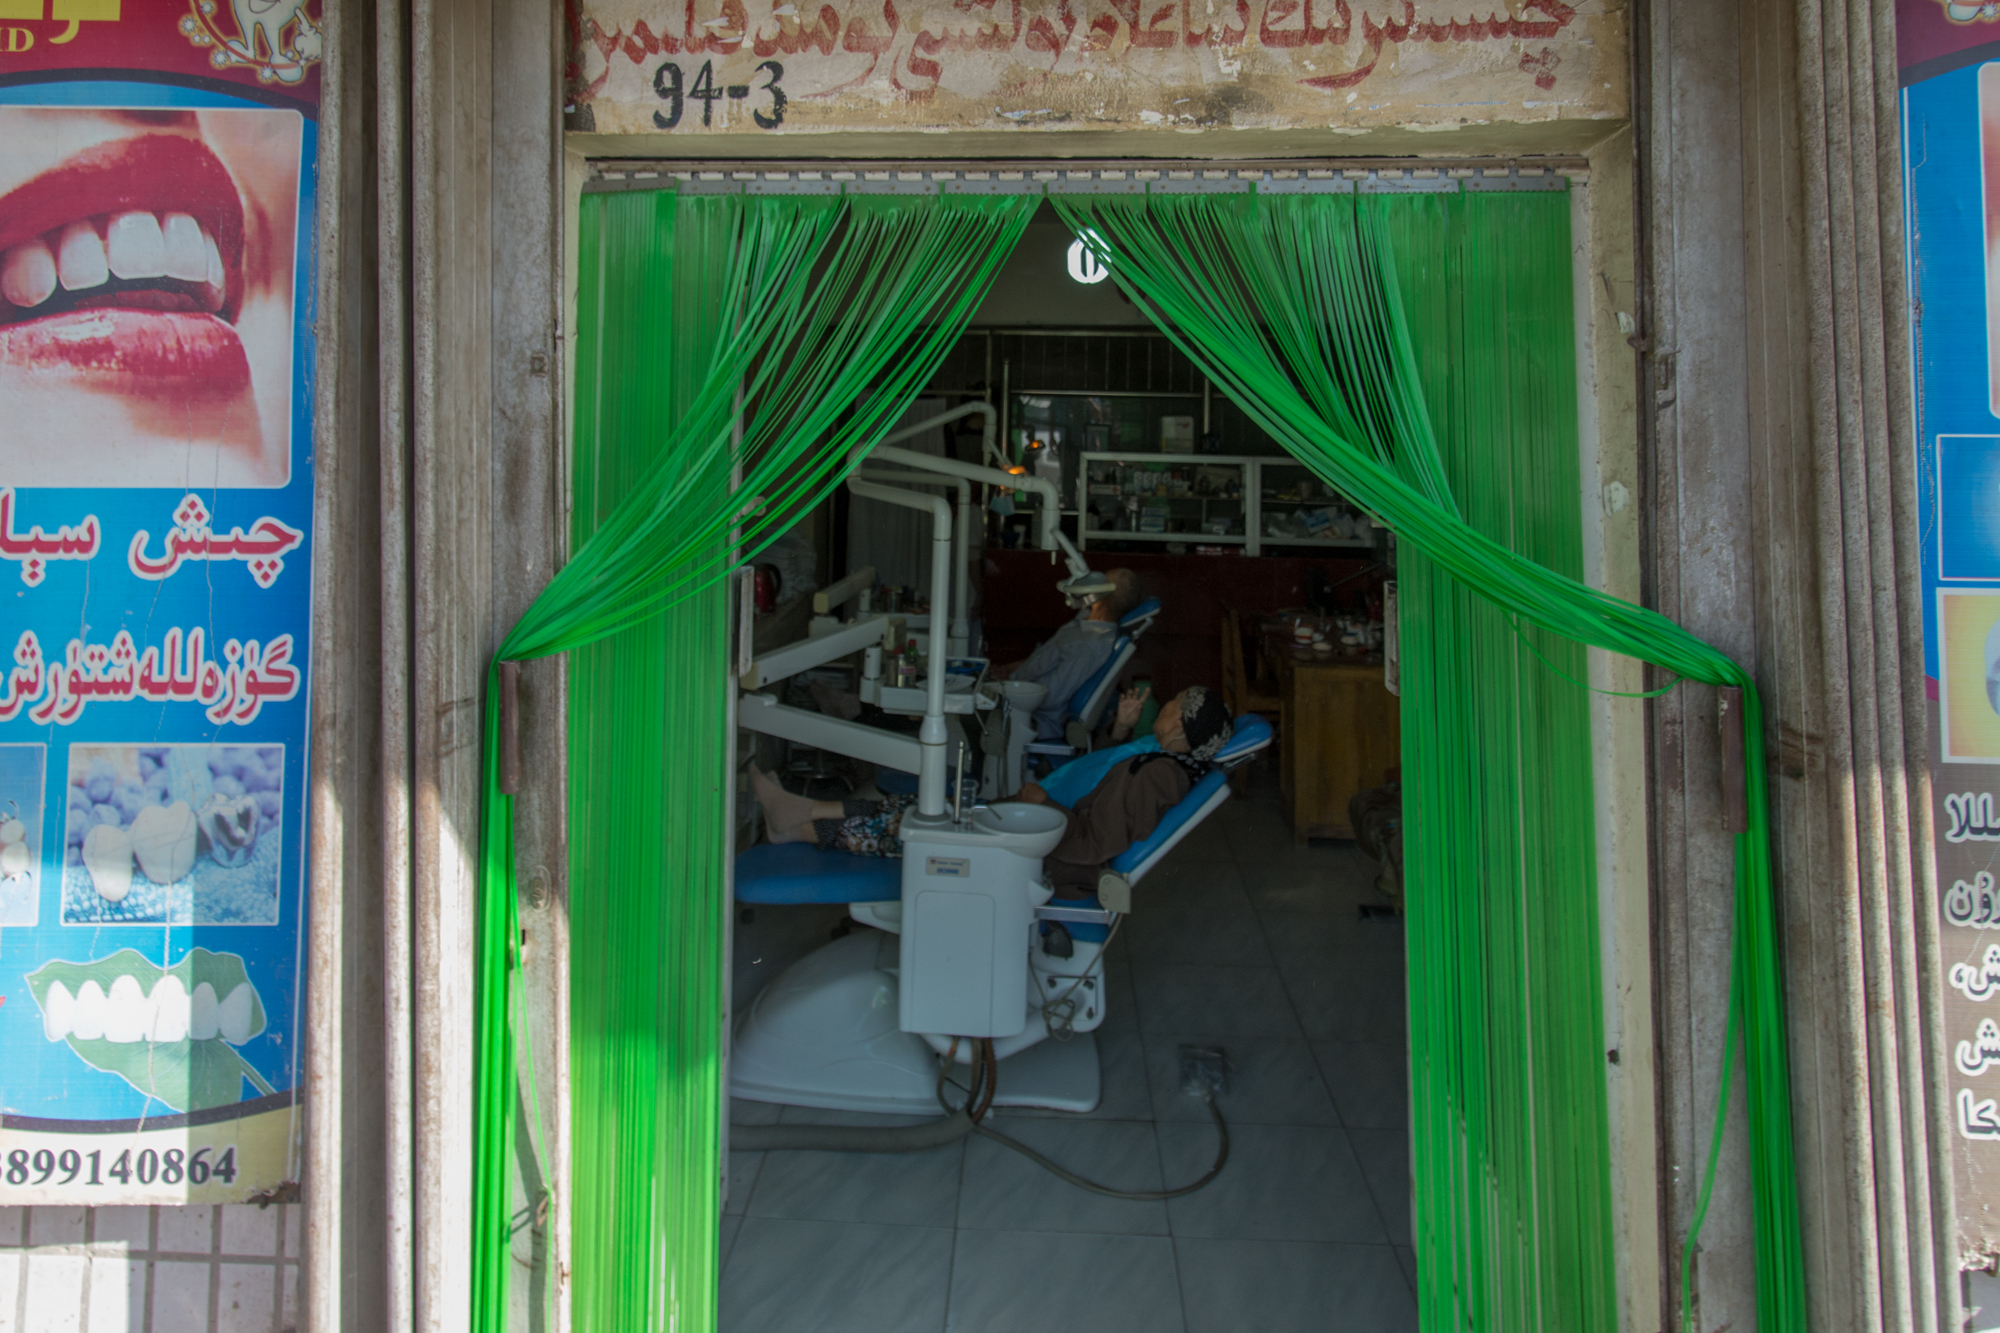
[553,166,1614,1333]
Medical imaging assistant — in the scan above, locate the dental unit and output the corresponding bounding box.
[730,408,1272,1182]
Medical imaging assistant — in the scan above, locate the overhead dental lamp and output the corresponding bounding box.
[1052,531,1114,608]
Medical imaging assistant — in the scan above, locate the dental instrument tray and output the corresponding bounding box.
[862,656,989,715]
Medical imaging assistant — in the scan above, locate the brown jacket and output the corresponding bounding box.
[1044,755,1194,897]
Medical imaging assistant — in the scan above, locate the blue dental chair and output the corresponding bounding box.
[735,709,1269,913]
[729,712,1274,1114]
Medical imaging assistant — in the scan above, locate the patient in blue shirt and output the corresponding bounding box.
[987,568,1140,740]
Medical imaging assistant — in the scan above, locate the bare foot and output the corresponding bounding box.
[751,767,818,844]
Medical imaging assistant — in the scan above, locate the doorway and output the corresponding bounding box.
[564,164,1610,1333]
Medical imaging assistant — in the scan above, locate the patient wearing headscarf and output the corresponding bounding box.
[752,685,1235,897]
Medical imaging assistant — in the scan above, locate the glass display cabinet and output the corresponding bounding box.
[1077,455,1376,556]
[1080,455,1249,547]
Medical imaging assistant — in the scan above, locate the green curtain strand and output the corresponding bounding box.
[470,181,1805,1333]
[1051,188,1806,1332]
[471,189,1035,1331]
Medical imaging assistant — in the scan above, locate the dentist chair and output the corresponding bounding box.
[730,713,1273,1114]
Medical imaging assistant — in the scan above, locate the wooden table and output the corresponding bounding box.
[1263,636,1401,842]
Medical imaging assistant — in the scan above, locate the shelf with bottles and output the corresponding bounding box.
[1080,454,1249,546]
[1257,461,1375,550]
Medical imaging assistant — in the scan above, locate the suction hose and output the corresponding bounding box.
[729,1036,1231,1200]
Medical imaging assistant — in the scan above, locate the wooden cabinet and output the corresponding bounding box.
[1274,655,1401,842]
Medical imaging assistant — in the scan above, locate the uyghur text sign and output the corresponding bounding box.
[1902,0,2000,1265]
[566,0,1625,136]
[0,0,319,1202]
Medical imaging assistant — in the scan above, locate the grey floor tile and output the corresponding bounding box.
[718,1214,743,1274]
[725,1151,762,1216]
[1160,1122,1386,1244]
[1346,1127,1413,1246]
[1143,1031,1338,1126]
[721,1218,953,1333]
[1238,846,1379,913]
[1395,1243,1417,1295]
[1127,900,1274,968]
[1255,905,1402,977]
[1176,1236,1417,1333]
[945,1229,1185,1333]
[994,1022,1154,1122]
[746,1122,964,1227]
[959,1119,1169,1236]
[1133,963,1304,1038]
[1314,1041,1410,1131]
[1130,859,1248,913]
[1282,967,1407,1044]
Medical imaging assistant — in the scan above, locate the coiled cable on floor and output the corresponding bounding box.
[935,1036,1230,1201]
[734,1033,1230,1201]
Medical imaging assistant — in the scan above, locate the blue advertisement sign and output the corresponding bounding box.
[1904,0,2000,1254]
[0,3,320,1202]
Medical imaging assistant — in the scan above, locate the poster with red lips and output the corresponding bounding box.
[0,0,319,1204]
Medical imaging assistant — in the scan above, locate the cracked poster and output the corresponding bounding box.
[0,0,318,1203]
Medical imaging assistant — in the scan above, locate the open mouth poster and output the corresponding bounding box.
[0,0,319,1203]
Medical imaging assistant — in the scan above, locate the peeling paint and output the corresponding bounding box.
[567,0,1626,138]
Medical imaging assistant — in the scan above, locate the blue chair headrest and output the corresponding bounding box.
[1068,634,1134,717]
[1217,713,1274,763]
[1120,597,1162,628]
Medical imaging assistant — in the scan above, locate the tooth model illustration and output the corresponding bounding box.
[197,793,259,868]
[129,800,197,884]
[82,824,134,901]
[35,975,256,1046]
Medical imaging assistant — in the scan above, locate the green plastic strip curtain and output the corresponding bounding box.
[473,180,1806,1332]
[470,188,1035,1331]
[1051,189,1806,1332]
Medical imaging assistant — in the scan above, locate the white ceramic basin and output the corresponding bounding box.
[972,802,1069,858]
[1000,680,1047,710]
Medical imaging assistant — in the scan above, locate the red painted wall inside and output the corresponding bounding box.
[979,548,1385,698]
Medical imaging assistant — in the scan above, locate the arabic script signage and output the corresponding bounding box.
[1902,0,2000,1263]
[0,0,319,1204]
[565,0,1625,136]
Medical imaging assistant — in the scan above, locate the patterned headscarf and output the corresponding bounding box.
[1178,686,1235,763]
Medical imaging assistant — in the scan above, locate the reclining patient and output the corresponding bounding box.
[985,568,1142,741]
[751,684,1235,900]
[812,568,1141,745]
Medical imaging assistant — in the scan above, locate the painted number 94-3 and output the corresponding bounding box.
[654,59,786,130]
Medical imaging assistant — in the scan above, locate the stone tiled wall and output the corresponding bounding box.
[0,1205,300,1332]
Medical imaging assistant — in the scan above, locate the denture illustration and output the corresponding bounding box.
[27,948,274,1112]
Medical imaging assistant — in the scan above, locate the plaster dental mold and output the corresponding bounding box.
[198,793,259,868]
[27,949,274,1112]
[83,823,134,901]
[129,800,197,884]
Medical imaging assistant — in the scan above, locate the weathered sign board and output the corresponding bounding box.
[565,0,1625,138]
[1902,0,2000,1268]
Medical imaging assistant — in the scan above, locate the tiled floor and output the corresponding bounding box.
[723,777,1415,1333]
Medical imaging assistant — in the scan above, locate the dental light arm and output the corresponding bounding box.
[855,466,973,654]
[878,400,996,467]
[862,443,1062,554]
[845,474,952,818]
